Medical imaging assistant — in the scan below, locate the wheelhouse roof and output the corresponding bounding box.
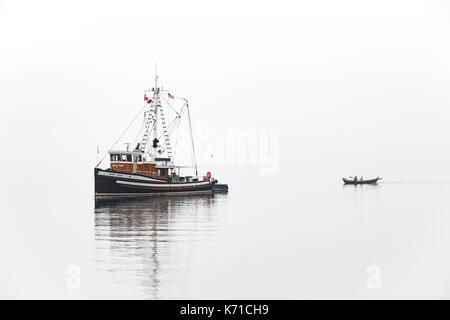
[108,150,144,155]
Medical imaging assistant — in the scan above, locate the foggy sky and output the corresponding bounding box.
[1,0,450,299]
[1,0,449,182]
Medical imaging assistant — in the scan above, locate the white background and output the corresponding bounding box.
[1,0,450,299]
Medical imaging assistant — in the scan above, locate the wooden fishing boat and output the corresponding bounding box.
[342,177,380,185]
[94,73,222,198]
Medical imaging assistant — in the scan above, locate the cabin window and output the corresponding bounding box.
[110,154,114,161]
[120,154,127,161]
[158,169,161,176]
[126,155,132,162]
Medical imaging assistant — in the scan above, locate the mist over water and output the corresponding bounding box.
[1,153,450,298]
[94,195,222,299]
[93,180,450,299]
[1,0,450,299]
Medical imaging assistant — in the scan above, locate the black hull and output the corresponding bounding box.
[342,177,379,185]
[95,168,215,198]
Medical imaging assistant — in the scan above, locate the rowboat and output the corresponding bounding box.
[342,177,380,185]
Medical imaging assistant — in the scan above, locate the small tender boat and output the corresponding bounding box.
[213,184,229,193]
[342,177,381,185]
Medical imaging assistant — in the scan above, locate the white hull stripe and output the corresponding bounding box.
[116,180,211,188]
[98,170,168,183]
[95,190,213,198]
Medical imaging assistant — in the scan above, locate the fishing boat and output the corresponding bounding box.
[94,73,220,198]
[342,177,381,185]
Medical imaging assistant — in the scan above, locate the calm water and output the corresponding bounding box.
[2,178,450,299]
[94,195,226,299]
[2,0,450,300]
[88,181,450,299]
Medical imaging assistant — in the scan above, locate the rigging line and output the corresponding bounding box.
[157,107,185,140]
[95,103,147,168]
[186,101,198,177]
[160,95,181,116]
[173,114,182,157]
[157,115,180,142]
[164,102,184,157]
[144,120,157,154]
[155,102,187,141]
[170,114,182,145]
[140,118,157,154]
[133,113,146,148]
[172,102,186,160]
[156,102,172,156]
[140,104,158,153]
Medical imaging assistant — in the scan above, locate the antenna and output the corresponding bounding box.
[155,62,158,88]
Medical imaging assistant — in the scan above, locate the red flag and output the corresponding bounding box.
[168,93,174,99]
[147,99,152,104]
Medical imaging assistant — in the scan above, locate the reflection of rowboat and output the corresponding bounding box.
[342,177,381,185]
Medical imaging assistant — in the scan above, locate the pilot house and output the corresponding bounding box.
[108,149,171,180]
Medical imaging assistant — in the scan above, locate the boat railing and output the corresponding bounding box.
[135,170,159,178]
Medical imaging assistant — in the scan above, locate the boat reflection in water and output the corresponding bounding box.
[94,194,225,299]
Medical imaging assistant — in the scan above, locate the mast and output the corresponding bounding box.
[138,68,159,155]
[152,71,158,157]
[138,69,174,163]
[186,100,198,177]
[155,62,158,88]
